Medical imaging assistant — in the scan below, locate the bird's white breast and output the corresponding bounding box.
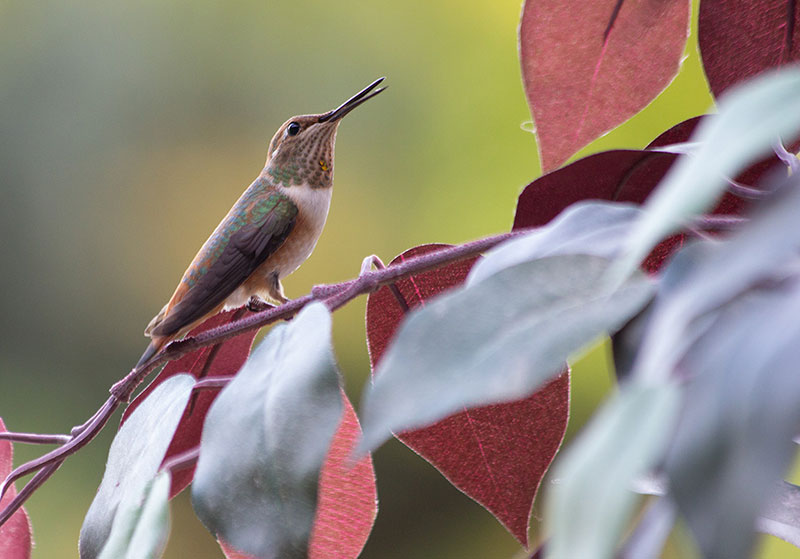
[274,182,332,277]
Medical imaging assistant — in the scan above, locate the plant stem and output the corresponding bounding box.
[0,432,72,445]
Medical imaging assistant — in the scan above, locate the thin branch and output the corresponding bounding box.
[0,432,72,445]
[0,396,119,503]
[363,254,409,311]
[0,229,525,526]
[0,461,64,527]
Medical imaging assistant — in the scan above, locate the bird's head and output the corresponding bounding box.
[265,77,385,188]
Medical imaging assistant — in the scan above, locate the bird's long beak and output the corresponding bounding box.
[318,77,386,123]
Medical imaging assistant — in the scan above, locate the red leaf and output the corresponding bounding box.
[699,0,800,99]
[217,393,377,559]
[309,392,377,559]
[647,116,798,191]
[519,0,690,171]
[0,419,32,559]
[122,308,258,498]
[512,116,775,273]
[365,244,570,547]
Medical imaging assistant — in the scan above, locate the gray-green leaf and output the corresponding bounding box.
[632,175,800,383]
[98,471,171,559]
[612,66,800,282]
[359,254,654,453]
[467,201,641,286]
[547,381,679,559]
[80,374,194,559]
[666,286,800,558]
[191,302,342,559]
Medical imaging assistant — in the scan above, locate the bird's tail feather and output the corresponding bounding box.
[135,338,164,370]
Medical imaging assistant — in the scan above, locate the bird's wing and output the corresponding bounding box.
[151,191,298,337]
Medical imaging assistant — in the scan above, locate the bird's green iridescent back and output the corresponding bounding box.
[181,178,297,290]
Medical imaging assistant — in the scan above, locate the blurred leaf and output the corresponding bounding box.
[699,0,800,98]
[192,303,342,559]
[122,308,259,498]
[547,380,680,559]
[528,543,546,559]
[360,254,653,454]
[757,481,800,547]
[80,375,195,559]
[365,244,569,546]
[631,172,800,383]
[216,392,377,559]
[309,392,377,559]
[649,115,800,189]
[618,497,676,559]
[631,477,800,549]
[0,418,32,559]
[218,539,253,559]
[518,0,690,171]
[98,471,171,559]
[469,201,642,286]
[666,285,800,559]
[610,299,655,382]
[612,67,800,282]
[512,137,748,274]
[612,115,796,381]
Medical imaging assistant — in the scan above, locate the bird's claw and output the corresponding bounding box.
[246,296,274,313]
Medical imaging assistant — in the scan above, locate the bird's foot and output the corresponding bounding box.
[246,296,275,313]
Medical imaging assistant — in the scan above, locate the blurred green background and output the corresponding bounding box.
[1,1,797,557]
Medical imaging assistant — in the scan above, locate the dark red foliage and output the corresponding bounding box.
[366,244,570,547]
[0,419,32,559]
[519,0,690,171]
[309,393,377,559]
[122,309,259,498]
[512,116,783,273]
[699,0,800,98]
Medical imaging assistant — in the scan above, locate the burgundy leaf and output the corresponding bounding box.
[513,117,764,273]
[514,149,688,272]
[519,0,690,171]
[647,116,798,190]
[309,392,377,559]
[366,244,570,547]
[0,418,32,559]
[699,0,800,99]
[218,393,377,559]
[122,308,258,498]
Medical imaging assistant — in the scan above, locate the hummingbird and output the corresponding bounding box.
[136,77,386,369]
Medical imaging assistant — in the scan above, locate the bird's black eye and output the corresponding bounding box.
[287,122,301,136]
